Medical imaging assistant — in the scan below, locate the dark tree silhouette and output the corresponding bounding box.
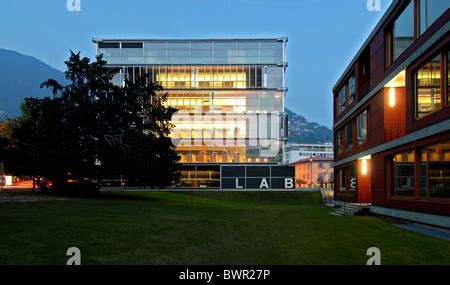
[6,51,179,192]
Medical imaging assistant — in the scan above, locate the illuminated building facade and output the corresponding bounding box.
[333,0,449,226]
[93,38,293,188]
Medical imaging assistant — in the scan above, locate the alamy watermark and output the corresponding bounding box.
[66,247,81,265]
[67,0,81,12]
[366,247,381,265]
[171,109,282,158]
[367,0,382,12]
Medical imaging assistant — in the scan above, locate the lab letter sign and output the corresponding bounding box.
[221,166,295,190]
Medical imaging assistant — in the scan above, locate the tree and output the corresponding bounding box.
[95,72,180,188]
[7,51,179,191]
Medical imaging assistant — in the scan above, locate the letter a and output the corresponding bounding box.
[67,0,81,12]
[66,247,81,265]
[367,0,381,12]
[366,247,381,265]
[260,179,269,189]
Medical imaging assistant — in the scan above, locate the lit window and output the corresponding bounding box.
[392,151,415,197]
[416,54,442,119]
[420,141,450,199]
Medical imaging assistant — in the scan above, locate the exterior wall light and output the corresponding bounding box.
[361,159,368,176]
[389,87,396,107]
[358,155,371,176]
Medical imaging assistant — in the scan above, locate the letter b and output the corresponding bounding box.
[285,178,294,189]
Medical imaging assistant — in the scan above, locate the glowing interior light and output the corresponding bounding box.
[389,87,396,107]
[361,159,368,176]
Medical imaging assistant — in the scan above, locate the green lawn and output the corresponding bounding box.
[0,191,449,265]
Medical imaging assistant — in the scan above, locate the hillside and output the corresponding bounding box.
[285,108,333,144]
[0,48,333,144]
[0,48,66,119]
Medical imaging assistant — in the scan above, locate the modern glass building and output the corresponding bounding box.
[93,38,292,188]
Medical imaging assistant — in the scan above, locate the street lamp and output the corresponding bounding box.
[321,167,327,188]
[309,156,313,189]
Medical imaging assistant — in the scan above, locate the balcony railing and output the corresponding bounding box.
[384,120,406,142]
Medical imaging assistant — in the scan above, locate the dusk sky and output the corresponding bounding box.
[0,0,392,127]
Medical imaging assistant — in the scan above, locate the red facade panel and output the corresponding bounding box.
[333,1,450,219]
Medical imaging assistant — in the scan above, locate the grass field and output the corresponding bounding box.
[0,191,449,265]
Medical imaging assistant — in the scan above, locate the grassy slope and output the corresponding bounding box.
[0,191,449,265]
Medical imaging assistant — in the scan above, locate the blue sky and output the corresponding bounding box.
[0,0,392,127]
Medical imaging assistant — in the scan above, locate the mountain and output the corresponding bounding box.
[0,49,332,144]
[285,108,333,144]
[0,48,66,119]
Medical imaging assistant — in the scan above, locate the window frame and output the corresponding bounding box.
[414,50,447,120]
[335,69,357,116]
[345,121,354,151]
[387,140,450,202]
[385,0,418,68]
[419,140,450,200]
[391,151,416,198]
[357,109,369,146]
[336,128,343,155]
[348,74,356,105]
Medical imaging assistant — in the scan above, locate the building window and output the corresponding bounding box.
[357,110,368,146]
[420,141,450,199]
[419,0,449,35]
[392,151,415,197]
[447,50,450,105]
[338,87,346,114]
[349,165,357,192]
[416,54,442,119]
[337,129,343,154]
[349,75,356,104]
[392,1,415,62]
[339,169,346,192]
[345,122,353,151]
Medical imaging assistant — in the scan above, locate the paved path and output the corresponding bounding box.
[395,223,450,241]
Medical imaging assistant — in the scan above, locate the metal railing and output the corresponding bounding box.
[338,192,371,209]
[384,120,405,142]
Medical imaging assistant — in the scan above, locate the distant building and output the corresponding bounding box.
[93,37,296,189]
[291,156,333,188]
[284,143,333,164]
[332,0,449,226]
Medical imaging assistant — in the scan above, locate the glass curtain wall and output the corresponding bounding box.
[98,40,284,65]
